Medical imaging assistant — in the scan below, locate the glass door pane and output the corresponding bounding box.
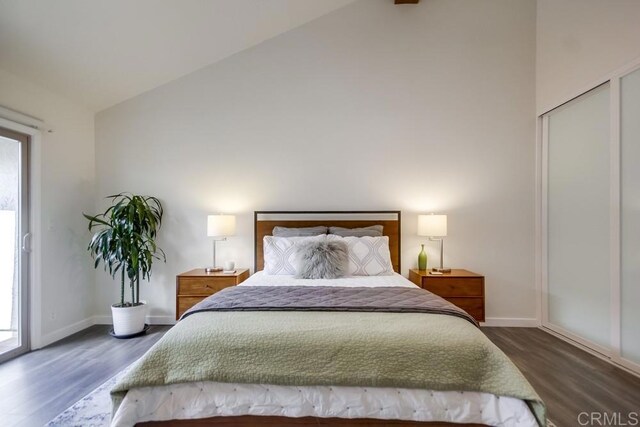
[621,67,640,364]
[0,127,29,362]
[546,83,611,348]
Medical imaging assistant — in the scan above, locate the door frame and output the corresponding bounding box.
[0,126,29,362]
[0,114,43,355]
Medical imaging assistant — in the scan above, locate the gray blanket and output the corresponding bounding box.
[181,285,479,327]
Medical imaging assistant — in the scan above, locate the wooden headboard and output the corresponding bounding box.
[254,211,402,273]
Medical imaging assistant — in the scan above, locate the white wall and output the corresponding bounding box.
[95,0,537,325]
[537,0,640,113]
[0,68,95,347]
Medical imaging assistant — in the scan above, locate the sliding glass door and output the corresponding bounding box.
[0,127,29,363]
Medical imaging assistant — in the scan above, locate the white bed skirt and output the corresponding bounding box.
[112,381,538,427]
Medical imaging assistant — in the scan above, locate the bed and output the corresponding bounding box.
[110,211,545,427]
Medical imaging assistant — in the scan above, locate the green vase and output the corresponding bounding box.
[418,244,427,270]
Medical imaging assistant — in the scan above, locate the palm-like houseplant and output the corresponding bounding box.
[84,193,166,336]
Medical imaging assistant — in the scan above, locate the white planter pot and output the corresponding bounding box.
[111,303,147,336]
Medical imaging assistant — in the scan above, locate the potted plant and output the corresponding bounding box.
[84,193,166,337]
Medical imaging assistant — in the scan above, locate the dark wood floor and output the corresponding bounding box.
[484,327,640,427]
[0,325,638,426]
[0,325,170,427]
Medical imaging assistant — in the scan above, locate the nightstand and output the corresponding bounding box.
[409,269,485,322]
[176,268,250,319]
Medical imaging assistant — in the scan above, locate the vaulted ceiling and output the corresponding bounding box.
[0,0,356,112]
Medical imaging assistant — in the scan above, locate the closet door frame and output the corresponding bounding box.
[538,56,640,376]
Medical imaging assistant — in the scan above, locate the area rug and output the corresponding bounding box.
[46,370,558,427]
[45,368,130,427]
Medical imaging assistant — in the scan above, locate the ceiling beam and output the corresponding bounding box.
[395,0,420,4]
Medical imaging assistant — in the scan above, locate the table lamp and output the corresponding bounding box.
[418,213,450,273]
[206,214,236,272]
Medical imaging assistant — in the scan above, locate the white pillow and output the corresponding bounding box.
[263,235,326,275]
[328,235,394,276]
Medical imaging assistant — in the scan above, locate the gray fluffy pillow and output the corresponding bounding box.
[294,240,349,279]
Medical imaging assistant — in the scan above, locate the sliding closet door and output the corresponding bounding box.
[546,84,611,349]
[621,68,640,365]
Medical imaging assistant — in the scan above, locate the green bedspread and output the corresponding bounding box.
[112,311,546,425]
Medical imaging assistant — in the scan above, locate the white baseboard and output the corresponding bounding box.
[93,314,175,325]
[36,315,539,349]
[35,314,175,349]
[481,317,540,327]
[89,316,542,329]
[37,316,95,349]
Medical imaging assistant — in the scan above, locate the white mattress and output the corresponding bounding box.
[111,272,538,427]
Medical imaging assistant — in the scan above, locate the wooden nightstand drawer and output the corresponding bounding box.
[445,297,484,321]
[423,278,483,297]
[409,269,485,322]
[177,296,207,318]
[179,277,237,295]
[176,269,250,319]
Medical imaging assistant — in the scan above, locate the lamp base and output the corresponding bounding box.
[432,267,451,273]
[205,267,223,273]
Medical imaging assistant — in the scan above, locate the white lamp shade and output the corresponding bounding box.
[418,214,447,237]
[207,214,236,237]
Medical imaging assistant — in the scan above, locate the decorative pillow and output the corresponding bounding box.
[263,235,326,275]
[328,235,394,276]
[294,240,349,279]
[328,225,383,237]
[272,226,328,237]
